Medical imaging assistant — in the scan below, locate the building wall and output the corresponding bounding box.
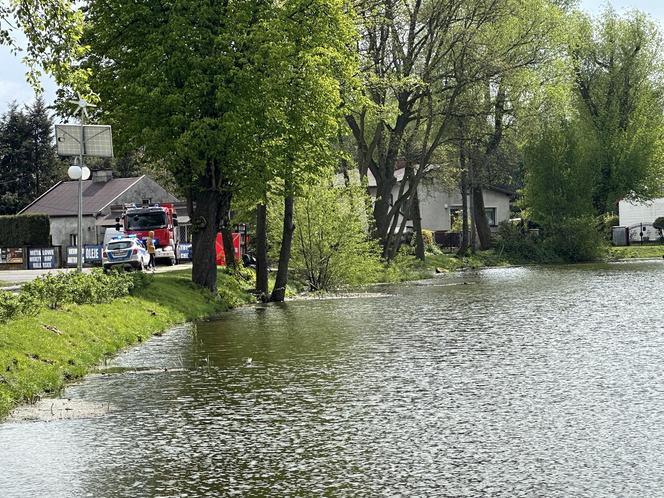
[418,184,511,232]
[619,198,664,227]
[50,216,98,247]
[112,176,178,208]
[49,178,180,247]
[370,182,511,233]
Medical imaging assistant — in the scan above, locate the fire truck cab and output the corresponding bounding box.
[119,203,179,265]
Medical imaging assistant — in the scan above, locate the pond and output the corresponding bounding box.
[2,261,664,496]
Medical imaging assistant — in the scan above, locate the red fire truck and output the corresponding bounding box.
[119,203,179,265]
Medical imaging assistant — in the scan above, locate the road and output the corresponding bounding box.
[0,262,193,286]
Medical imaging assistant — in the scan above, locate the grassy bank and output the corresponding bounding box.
[608,245,664,260]
[0,269,254,418]
[373,250,514,283]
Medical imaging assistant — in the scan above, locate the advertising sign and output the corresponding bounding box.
[66,246,79,267]
[0,247,24,264]
[177,243,192,261]
[84,245,103,264]
[27,248,58,269]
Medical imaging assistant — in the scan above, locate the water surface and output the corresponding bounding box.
[2,262,664,496]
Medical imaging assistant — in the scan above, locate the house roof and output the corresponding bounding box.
[20,176,144,216]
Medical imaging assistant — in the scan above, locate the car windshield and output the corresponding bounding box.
[127,211,167,230]
[107,241,133,250]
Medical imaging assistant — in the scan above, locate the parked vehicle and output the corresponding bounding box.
[118,203,178,265]
[102,236,150,272]
[103,227,124,248]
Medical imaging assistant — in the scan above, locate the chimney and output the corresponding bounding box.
[92,169,113,183]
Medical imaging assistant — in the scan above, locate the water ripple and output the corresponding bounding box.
[1,262,664,496]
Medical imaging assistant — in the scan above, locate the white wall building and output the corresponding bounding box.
[367,168,512,234]
[618,198,664,242]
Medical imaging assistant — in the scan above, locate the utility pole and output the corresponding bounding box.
[77,104,85,272]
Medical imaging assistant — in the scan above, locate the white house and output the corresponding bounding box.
[367,167,512,234]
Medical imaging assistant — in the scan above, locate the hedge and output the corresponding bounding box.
[0,213,50,247]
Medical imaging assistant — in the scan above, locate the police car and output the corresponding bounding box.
[102,236,151,272]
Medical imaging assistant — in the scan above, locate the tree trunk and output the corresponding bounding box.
[255,203,269,299]
[191,189,223,292]
[458,154,470,256]
[220,225,236,269]
[373,178,394,254]
[469,183,476,253]
[412,188,425,261]
[270,193,295,302]
[472,185,492,250]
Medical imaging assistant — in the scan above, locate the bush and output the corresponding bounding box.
[0,292,40,322]
[495,221,554,262]
[0,270,151,322]
[596,213,619,241]
[543,216,607,262]
[276,179,383,291]
[654,217,664,230]
[420,229,443,255]
[495,217,606,263]
[0,213,50,247]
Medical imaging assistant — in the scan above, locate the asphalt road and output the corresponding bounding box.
[0,262,193,285]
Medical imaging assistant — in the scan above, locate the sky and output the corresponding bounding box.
[0,0,663,115]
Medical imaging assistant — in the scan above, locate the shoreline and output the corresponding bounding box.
[3,252,663,420]
[0,269,254,420]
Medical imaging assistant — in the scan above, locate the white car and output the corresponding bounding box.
[103,237,150,272]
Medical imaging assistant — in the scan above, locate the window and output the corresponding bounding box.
[107,241,133,250]
[69,234,77,246]
[485,207,497,227]
[449,207,463,232]
[451,207,497,228]
[127,212,168,230]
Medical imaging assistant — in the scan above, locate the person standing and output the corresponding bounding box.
[146,230,156,271]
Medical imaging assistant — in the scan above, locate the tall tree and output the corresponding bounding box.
[0,1,87,90]
[262,1,356,302]
[348,0,566,259]
[86,0,355,293]
[0,98,62,214]
[571,9,664,212]
[87,0,269,291]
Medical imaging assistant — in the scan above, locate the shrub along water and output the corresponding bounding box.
[495,219,607,263]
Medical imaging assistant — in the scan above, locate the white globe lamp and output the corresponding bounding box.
[81,166,91,180]
[68,165,82,180]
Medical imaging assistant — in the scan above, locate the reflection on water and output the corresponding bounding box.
[2,261,664,496]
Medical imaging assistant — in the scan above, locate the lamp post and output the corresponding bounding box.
[67,162,90,271]
[65,97,94,272]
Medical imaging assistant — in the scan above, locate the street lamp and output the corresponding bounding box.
[67,162,91,271]
[67,162,84,271]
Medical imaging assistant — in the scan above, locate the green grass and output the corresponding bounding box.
[424,250,514,272]
[0,269,255,418]
[0,280,13,288]
[368,250,517,284]
[608,245,664,260]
